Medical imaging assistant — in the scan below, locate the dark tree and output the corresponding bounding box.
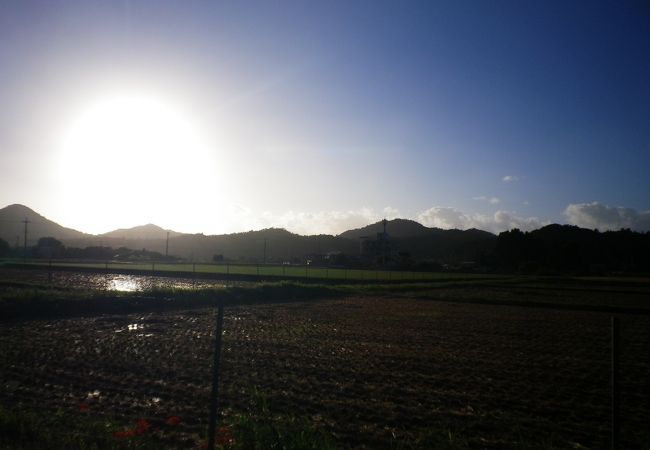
[0,237,10,257]
[36,237,65,259]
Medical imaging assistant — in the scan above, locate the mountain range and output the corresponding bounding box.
[0,203,493,262]
[3,204,648,273]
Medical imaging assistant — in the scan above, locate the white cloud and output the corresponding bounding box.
[417,207,544,234]
[502,175,519,182]
[226,202,650,236]
[236,205,546,235]
[491,211,545,233]
[564,202,650,231]
[241,207,402,235]
[417,207,470,230]
[382,206,400,219]
[226,200,650,236]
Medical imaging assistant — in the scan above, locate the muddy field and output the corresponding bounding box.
[2,291,649,449]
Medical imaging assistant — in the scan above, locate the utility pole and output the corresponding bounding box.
[207,298,225,450]
[359,236,368,257]
[165,231,170,258]
[263,238,267,264]
[382,218,388,267]
[22,218,30,261]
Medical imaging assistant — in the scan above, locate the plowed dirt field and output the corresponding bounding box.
[1,296,649,449]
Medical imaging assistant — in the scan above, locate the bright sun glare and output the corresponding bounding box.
[56,93,217,234]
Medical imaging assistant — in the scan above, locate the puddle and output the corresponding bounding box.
[0,268,249,292]
[86,390,101,399]
[109,276,141,292]
[116,323,145,333]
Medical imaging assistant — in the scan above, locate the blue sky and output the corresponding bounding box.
[1,1,648,234]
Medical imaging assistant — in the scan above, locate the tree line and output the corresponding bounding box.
[0,237,178,262]
[489,225,650,274]
[1,224,649,275]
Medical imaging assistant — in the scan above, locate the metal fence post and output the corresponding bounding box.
[207,298,225,450]
[611,316,619,450]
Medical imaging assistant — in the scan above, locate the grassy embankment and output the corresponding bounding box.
[7,259,503,282]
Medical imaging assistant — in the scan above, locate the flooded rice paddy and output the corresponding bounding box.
[0,268,252,291]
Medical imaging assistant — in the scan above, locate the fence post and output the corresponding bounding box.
[207,298,225,450]
[611,316,619,450]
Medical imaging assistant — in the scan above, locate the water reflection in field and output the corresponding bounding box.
[109,276,141,292]
[101,274,235,291]
[0,268,250,291]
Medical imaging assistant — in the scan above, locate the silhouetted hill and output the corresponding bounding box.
[339,219,497,263]
[2,204,647,273]
[100,224,183,240]
[177,228,356,262]
[396,228,497,261]
[0,206,496,263]
[0,204,89,245]
[340,219,432,239]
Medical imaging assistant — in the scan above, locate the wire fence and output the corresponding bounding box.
[1,288,649,449]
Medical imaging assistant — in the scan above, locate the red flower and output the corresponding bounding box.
[216,425,235,446]
[114,429,136,439]
[78,402,90,413]
[135,419,151,435]
[165,415,182,426]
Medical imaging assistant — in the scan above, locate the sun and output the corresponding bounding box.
[55,92,218,234]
